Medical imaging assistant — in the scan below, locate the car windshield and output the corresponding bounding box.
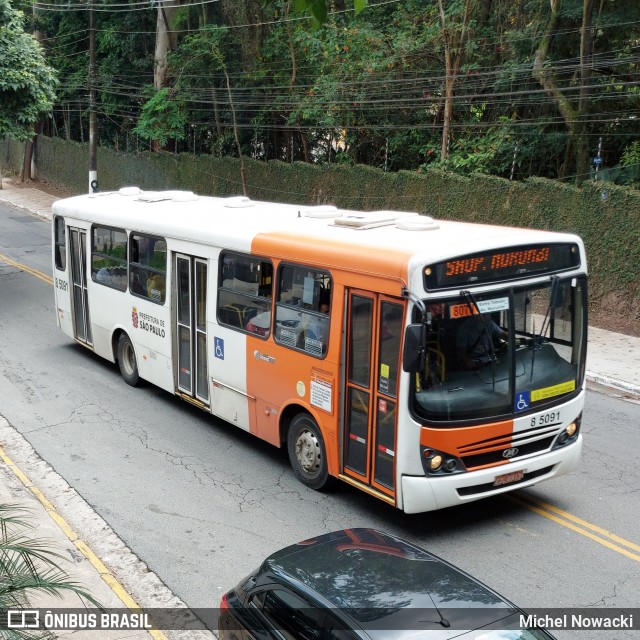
[412,277,587,423]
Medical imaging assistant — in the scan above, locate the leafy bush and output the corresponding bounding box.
[0,503,101,639]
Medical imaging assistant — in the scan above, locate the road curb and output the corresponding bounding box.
[586,370,640,399]
[0,192,54,222]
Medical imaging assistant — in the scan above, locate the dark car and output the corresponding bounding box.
[219,528,555,640]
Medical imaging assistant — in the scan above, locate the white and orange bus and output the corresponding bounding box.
[52,188,587,513]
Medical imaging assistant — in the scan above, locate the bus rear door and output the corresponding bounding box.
[342,291,405,503]
[174,253,209,406]
[68,227,92,347]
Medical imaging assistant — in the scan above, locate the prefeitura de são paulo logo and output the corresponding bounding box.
[132,306,139,328]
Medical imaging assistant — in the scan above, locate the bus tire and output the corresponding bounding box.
[287,414,332,491]
[117,333,139,387]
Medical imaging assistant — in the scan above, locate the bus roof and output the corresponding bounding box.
[53,189,583,281]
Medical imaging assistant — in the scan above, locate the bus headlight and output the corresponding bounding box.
[553,415,581,449]
[421,447,464,475]
[444,458,457,471]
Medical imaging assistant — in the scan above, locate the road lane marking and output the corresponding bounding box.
[511,493,640,563]
[0,252,53,285]
[521,494,640,552]
[0,444,169,640]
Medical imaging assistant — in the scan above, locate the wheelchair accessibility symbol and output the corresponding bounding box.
[514,391,530,412]
[214,337,224,360]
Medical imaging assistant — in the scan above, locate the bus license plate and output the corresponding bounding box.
[493,470,524,487]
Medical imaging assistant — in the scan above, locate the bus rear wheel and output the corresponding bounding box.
[117,333,139,387]
[287,414,332,491]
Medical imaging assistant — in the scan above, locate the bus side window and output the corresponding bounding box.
[129,233,167,304]
[54,216,66,271]
[217,252,273,337]
[91,225,127,292]
[275,264,332,357]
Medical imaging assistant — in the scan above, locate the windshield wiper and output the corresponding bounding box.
[530,275,560,381]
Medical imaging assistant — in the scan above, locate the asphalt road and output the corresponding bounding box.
[0,202,638,639]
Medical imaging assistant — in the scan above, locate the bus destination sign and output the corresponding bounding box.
[424,243,580,290]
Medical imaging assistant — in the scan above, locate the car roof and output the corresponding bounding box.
[261,529,519,637]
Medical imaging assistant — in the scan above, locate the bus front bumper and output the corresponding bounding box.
[401,435,583,514]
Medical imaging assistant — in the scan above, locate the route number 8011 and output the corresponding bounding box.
[531,411,560,427]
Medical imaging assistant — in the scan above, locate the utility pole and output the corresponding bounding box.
[594,136,603,180]
[88,0,98,193]
[510,142,519,181]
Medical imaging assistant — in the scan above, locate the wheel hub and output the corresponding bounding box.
[295,429,320,473]
[123,343,135,375]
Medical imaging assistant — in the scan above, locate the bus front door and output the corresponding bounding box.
[68,227,92,346]
[342,291,405,500]
[174,254,209,405]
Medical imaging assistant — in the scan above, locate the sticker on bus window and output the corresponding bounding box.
[379,363,390,393]
[303,276,315,305]
[514,391,530,412]
[531,380,575,402]
[449,297,510,319]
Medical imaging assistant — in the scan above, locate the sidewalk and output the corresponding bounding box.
[0,175,638,637]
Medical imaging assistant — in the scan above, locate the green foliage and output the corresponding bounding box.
[620,142,640,170]
[422,120,517,176]
[294,0,368,26]
[134,87,187,147]
[27,0,638,177]
[0,503,102,638]
[0,0,57,141]
[39,6,155,145]
[95,10,155,143]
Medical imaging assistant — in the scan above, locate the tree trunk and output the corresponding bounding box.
[23,4,44,182]
[22,139,34,182]
[153,1,178,152]
[154,1,178,89]
[64,104,70,140]
[300,131,310,163]
[441,55,454,161]
[284,1,310,164]
[211,86,222,137]
[223,68,247,196]
[532,0,581,181]
[437,0,472,162]
[575,0,594,184]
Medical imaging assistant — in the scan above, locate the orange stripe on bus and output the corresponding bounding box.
[421,419,514,458]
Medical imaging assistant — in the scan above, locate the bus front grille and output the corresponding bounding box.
[461,436,555,469]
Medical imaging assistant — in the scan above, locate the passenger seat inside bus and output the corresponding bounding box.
[147,274,165,302]
[131,271,146,295]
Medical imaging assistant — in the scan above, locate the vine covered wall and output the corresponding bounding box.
[2,136,638,318]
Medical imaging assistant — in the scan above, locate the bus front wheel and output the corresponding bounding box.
[287,414,332,491]
[117,333,139,387]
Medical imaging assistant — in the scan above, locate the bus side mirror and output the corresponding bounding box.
[403,324,425,373]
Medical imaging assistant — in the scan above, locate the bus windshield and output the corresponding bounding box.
[412,276,587,423]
